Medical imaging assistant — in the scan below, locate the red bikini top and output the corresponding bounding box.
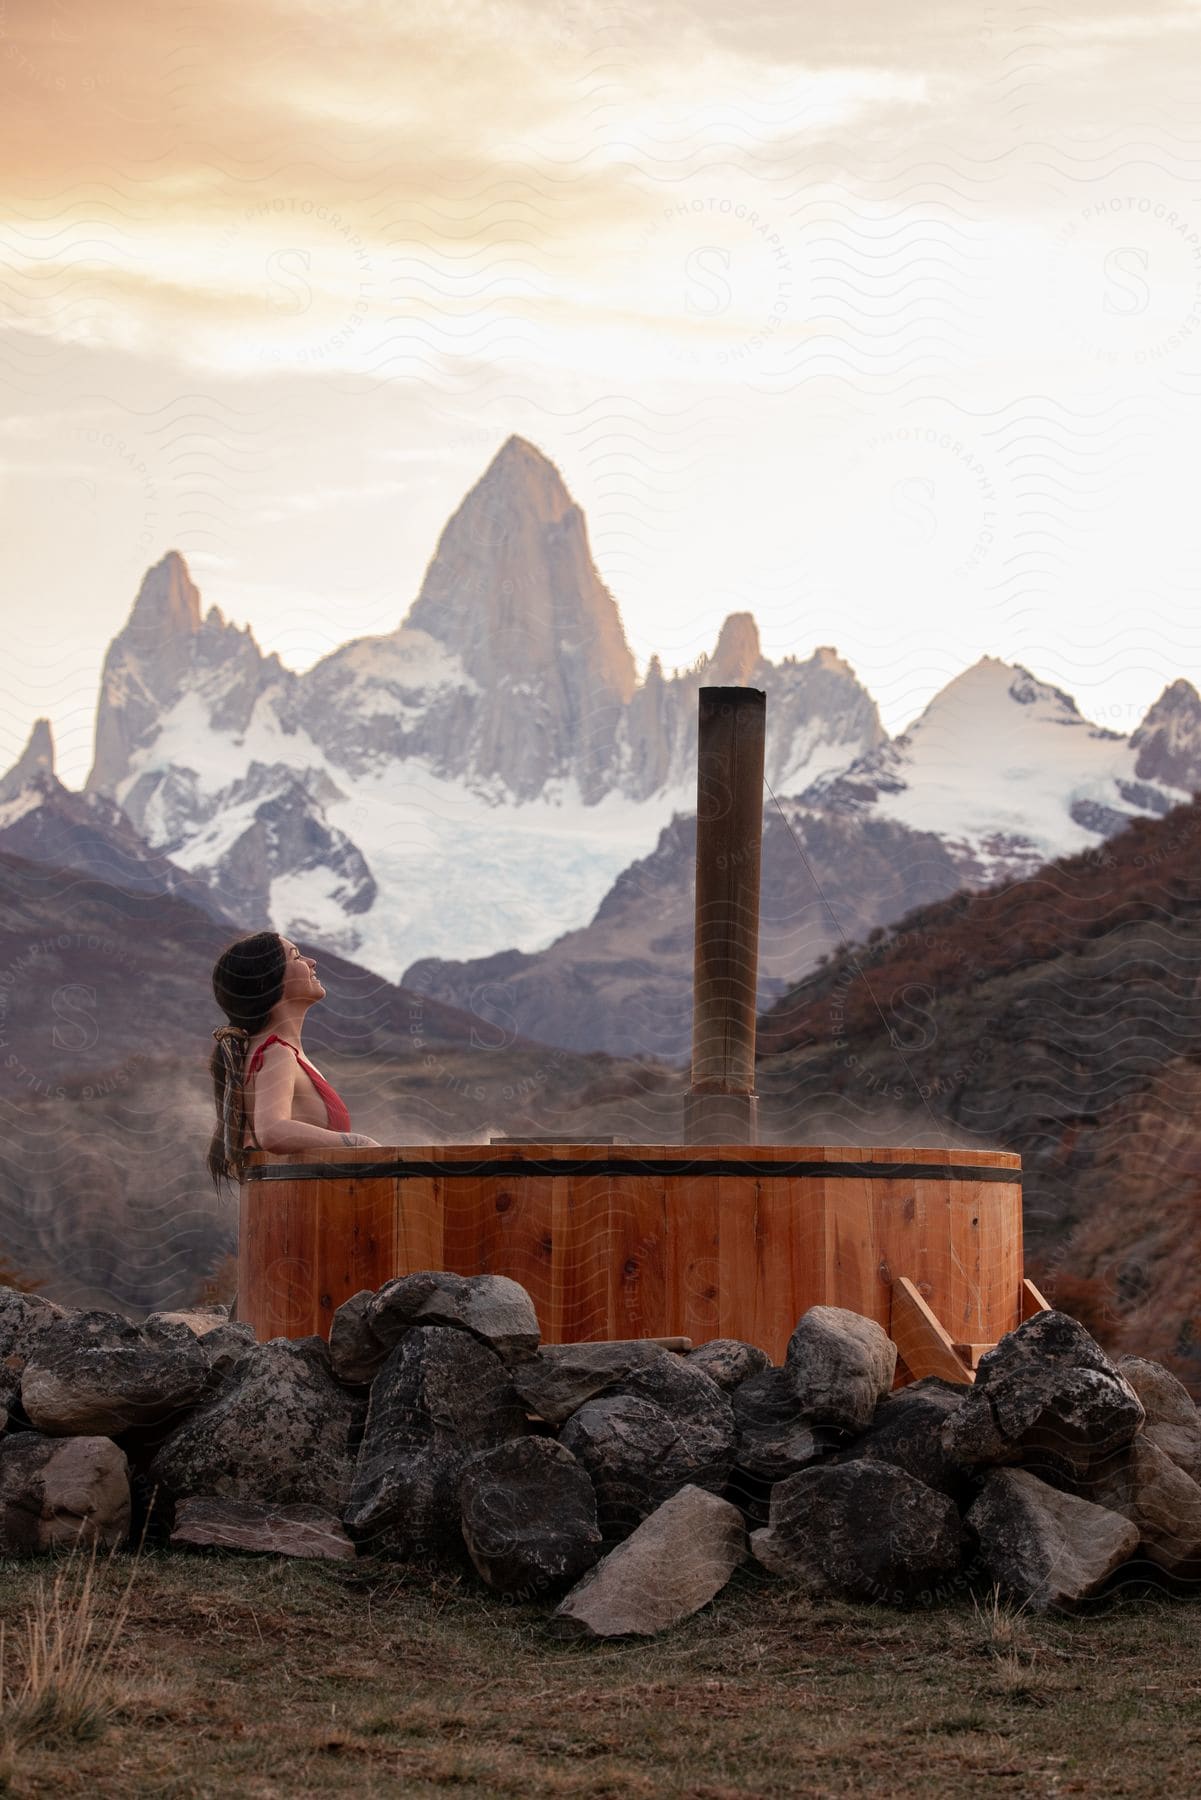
[244,1034,352,1135]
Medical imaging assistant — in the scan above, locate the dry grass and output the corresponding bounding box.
[0,1542,140,1758]
[0,1551,1198,1797]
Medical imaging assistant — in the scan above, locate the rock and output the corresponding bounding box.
[731,1368,840,1485]
[0,1431,130,1554]
[329,1289,386,1385]
[550,1484,746,1639]
[367,1272,540,1366]
[511,1341,663,1426]
[459,1437,601,1596]
[344,1326,528,1558]
[21,1311,209,1436]
[685,1339,770,1392]
[1076,1438,1201,1578]
[980,1310,1117,1381]
[144,1306,230,1337]
[559,1393,722,1542]
[1118,1356,1201,1484]
[0,1288,66,1426]
[785,1307,897,1433]
[966,1468,1139,1610]
[148,1337,356,1515]
[193,1322,258,1393]
[171,1496,355,1561]
[515,1344,736,1503]
[594,1351,737,1493]
[839,1377,969,1498]
[750,1460,961,1602]
[942,1312,1145,1482]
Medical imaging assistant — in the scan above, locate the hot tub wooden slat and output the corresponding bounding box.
[610,1175,661,1343]
[238,1143,1024,1363]
[554,1173,600,1342]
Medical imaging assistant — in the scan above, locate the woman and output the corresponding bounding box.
[207,930,378,1190]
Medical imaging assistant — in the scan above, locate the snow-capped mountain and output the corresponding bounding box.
[77,436,887,973]
[798,658,1201,885]
[0,718,239,921]
[15,429,1196,1000]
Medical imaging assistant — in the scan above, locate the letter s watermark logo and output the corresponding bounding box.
[264,247,313,315]
[890,476,938,546]
[51,983,99,1053]
[1103,246,1150,316]
[684,246,733,317]
[469,982,519,1052]
[888,983,938,1054]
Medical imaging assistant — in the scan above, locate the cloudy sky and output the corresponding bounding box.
[4,0,1201,785]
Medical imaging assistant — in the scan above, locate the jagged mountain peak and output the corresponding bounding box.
[0,718,55,805]
[460,432,581,538]
[709,613,762,684]
[902,656,1086,741]
[489,432,562,478]
[1130,676,1201,791]
[400,435,637,798]
[129,549,202,637]
[405,436,632,667]
[87,553,276,803]
[1134,676,1201,731]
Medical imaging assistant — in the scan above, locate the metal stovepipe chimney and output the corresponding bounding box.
[684,686,766,1146]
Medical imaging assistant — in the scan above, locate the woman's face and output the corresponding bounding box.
[279,937,325,1007]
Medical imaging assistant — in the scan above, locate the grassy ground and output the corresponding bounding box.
[2,1551,1200,1799]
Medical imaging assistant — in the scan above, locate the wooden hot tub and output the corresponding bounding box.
[238,1141,1027,1376]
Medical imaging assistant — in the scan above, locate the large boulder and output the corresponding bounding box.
[1075,1438,1201,1578]
[966,1467,1139,1610]
[942,1311,1145,1481]
[592,1351,736,1493]
[559,1391,727,1542]
[685,1340,770,1393]
[785,1307,897,1433]
[511,1341,664,1427]
[21,1311,209,1437]
[170,1496,355,1561]
[550,1484,746,1639]
[750,1460,961,1602]
[0,1288,67,1427]
[0,1431,130,1554]
[1118,1356,1201,1484]
[328,1290,384,1386]
[344,1326,528,1558]
[838,1377,969,1499]
[459,1436,601,1596]
[366,1273,540,1367]
[148,1337,356,1515]
[731,1368,841,1486]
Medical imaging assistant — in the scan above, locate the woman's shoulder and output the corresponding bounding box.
[245,1033,299,1073]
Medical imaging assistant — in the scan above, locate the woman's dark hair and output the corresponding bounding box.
[206,931,288,1190]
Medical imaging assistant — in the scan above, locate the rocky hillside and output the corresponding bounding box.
[753,798,1201,1390]
[0,719,238,925]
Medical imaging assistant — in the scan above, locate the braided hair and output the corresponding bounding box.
[206,931,288,1190]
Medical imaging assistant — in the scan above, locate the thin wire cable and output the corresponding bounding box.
[762,774,953,1146]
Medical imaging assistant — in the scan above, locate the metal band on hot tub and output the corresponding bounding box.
[245,1155,1020,1184]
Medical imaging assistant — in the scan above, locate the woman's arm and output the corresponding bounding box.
[250,1043,379,1151]
[257,1120,380,1151]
